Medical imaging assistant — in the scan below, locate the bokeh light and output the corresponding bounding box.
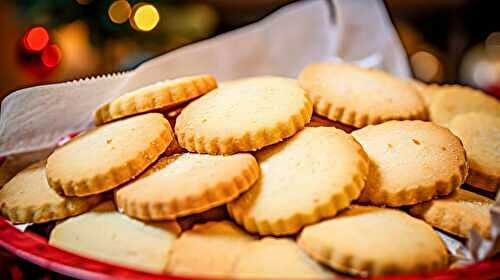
[23,27,49,52]
[131,3,160,32]
[41,44,62,68]
[108,0,131,24]
[410,51,440,82]
[485,32,500,57]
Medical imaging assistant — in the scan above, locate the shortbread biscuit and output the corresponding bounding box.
[228,127,369,236]
[47,113,173,196]
[449,113,500,192]
[166,221,254,277]
[232,238,332,279]
[410,188,494,239]
[94,75,217,125]
[0,161,102,224]
[49,201,180,273]
[116,153,259,220]
[175,76,313,155]
[429,85,500,126]
[352,121,467,206]
[410,82,458,108]
[298,206,448,276]
[298,63,427,128]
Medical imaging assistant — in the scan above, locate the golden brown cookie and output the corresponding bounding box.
[449,112,500,192]
[94,75,217,125]
[47,113,173,196]
[49,201,181,273]
[410,188,494,239]
[298,206,448,276]
[298,63,427,128]
[231,238,333,279]
[175,76,313,155]
[0,161,102,224]
[352,120,467,206]
[228,127,369,236]
[116,152,259,220]
[166,221,254,277]
[429,85,500,126]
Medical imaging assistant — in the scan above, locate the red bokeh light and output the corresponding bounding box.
[41,44,62,68]
[23,27,49,52]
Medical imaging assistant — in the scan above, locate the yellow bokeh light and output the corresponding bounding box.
[108,0,132,24]
[131,4,160,32]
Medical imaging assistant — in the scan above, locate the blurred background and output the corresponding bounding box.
[0,0,499,102]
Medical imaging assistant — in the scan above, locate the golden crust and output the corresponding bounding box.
[94,75,217,125]
[429,85,500,126]
[298,206,448,276]
[352,120,468,206]
[175,76,313,155]
[449,112,500,192]
[410,188,494,239]
[228,127,369,236]
[0,161,102,224]
[299,63,427,128]
[115,153,260,220]
[47,113,173,196]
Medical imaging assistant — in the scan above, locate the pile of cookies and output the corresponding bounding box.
[0,64,498,278]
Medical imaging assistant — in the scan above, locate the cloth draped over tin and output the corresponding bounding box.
[0,0,498,267]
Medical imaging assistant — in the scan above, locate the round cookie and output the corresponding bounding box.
[228,127,369,236]
[298,63,427,128]
[166,221,254,277]
[0,161,102,224]
[94,75,217,125]
[47,113,173,197]
[352,120,467,206]
[231,238,332,279]
[49,201,180,273]
[175,76,313,155]
[448,112,500,192]
[429,85,500,126]
[410,188,494,239]
[298,206,448,276]
[116,153,259,220]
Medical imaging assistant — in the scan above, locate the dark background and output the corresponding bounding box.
[0,0,499,102]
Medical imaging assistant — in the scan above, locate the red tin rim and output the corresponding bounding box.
[0,217,499,280]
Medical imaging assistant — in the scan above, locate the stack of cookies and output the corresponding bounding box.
[0,65,498,278]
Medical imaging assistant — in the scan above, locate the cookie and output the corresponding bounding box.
[175,76,313,155]
[166,221,254,277]
[231,238,332,279]
[0,161,102,224]
[228,127,369,236]
[94,75,217,125]
[47,113,173,197]
[49,201,180,273]
[298,63,427,128]
[429,85,500,126]
[410,188,494,239]
[352,120,467,206]
[298,206,448,276]
[116,152,259,220]
[448,112,500,192]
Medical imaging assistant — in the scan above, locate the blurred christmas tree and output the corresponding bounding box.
[10,0,219,78]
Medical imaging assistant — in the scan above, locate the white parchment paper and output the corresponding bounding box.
[0,0,498,266]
